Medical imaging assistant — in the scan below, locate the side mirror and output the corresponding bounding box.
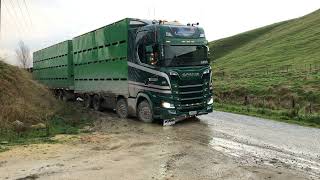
[145,45,158,65]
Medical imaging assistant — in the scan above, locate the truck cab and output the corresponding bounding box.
[127,19,213,124]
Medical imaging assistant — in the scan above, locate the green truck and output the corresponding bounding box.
[33,18,213,125]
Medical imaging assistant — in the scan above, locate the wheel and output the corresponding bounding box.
[62,91,68,102]
[93,95,103,111]
[83,94,92,108]
[137,100,153,123]
[58,90,64,100]
[116,98,128,118]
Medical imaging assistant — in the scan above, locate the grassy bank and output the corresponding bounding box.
[0,60,58,130]
[0,103,94,151]
[214,103,320,128]
[209,9,320,125]
[0,60,94,151]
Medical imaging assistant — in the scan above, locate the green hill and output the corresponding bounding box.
[209,9,320,126]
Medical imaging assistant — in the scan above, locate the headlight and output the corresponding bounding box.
[203,69,210,75]
[207,97,213,105]
[169,71,179,76]
[162,101,175,109]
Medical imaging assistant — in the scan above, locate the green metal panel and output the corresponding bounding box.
[73,18,129,94]
[33,18,131,95]
[32,40,74,89]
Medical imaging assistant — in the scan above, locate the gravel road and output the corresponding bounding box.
[201,111,320,179]
[0,110,319,180]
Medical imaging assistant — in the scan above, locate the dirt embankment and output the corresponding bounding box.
[0,61,58,130]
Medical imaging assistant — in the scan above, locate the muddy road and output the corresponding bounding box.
[0,110,319,180]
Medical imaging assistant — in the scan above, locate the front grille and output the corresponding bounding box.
[176,79,206,111]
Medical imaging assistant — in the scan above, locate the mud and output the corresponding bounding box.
[0,109,318,180]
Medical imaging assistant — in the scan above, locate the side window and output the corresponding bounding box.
[136,31,158,66]
[137,41,146,64]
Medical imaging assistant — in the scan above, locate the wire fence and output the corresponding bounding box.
[215,93,320,115]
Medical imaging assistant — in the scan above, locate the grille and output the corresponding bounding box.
[176,79,205,111]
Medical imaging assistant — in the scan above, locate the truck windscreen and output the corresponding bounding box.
[163,45,208,67]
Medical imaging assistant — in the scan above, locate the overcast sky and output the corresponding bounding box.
[0,0,319,65]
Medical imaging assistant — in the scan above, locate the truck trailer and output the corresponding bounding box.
[33,18,213,124]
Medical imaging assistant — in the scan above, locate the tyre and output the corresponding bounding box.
[93,95,103,111]
[83,94,92,108]
[58,90,64,101]
[137,100,153,123]
[62,91,68,102]
[116,98,128,118]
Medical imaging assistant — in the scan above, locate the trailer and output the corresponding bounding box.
[33,18,213,125]
[33,40,73,100]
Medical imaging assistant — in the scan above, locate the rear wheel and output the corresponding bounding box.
[83,94,92,108]
[116,98,128,118]
[58,90,64,100]
[137,100,153,123]
[62,91,68,102]
[93,95,103,111]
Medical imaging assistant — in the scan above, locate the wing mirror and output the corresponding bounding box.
[145,45,158,65]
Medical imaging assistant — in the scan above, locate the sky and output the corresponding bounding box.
[0,0,319,66]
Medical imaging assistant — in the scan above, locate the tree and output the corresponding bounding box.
[15,41,31,69]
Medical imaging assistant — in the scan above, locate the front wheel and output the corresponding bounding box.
[116,98,128,118]
[137,100,153,123]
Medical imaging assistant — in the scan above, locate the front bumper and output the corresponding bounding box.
[155,105,213,121]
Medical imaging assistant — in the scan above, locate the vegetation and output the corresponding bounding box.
[15,40,32,69]
[0,59,93,151]
[209,9,320,126]
[0,60,57,130]
[0,114,93,147]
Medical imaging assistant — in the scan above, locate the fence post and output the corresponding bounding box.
[310,64,312,73]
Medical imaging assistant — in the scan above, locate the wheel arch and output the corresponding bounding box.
[136,92,153,110]
[116,95,127,101]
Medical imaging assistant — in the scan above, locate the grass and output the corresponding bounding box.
[209,9,320,126]
[0,60,59,130]
[214,103,320,128]
[0,60,94,152]
[0,104,94,151]
[210,9,320,73]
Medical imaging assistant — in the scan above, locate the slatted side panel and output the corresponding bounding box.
[72,19,129,94]
[33,40,74,89]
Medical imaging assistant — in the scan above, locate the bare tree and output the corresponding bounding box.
[15,41,31,69]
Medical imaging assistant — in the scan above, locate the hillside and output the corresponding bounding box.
[209,9,320,124]
[0,60,58,132]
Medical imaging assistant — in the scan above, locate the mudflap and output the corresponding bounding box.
[163,119,176,126]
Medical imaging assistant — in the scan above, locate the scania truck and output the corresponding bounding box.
[33,18,213,125]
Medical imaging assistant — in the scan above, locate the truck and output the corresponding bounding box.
[33,18,213,125]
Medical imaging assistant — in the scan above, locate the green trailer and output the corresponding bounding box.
[72,19,129,96]
[33,18,213,125]
[33,40,73,91]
